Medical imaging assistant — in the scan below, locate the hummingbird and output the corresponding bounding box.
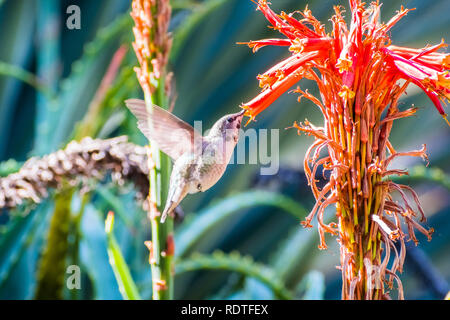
[125,99,246,222]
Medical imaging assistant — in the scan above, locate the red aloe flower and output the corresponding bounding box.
[242,1,450,123]
[241,0,448,300]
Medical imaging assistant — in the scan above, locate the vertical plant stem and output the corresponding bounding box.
[131,0,174,300]
[69,193,90,300]
[35,187,73,299]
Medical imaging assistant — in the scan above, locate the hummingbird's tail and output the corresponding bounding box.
[161,201,176,223]
[160,183,189,223]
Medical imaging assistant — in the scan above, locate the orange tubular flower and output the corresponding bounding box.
[131,0,172,96]
[241,0,449,300]
[242,1,450,121]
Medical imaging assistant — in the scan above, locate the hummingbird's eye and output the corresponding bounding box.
[227,117,233,123]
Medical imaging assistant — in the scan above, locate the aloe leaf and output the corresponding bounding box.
[242,278,275,300]
[176,190,307,258]
[296,270,325,300]
[387,165,450,191]
[0,210,38,289]
[95,187,137,232]
[105,212,141,300]
[0,62,55,99]
[0,205,53,299]
[49,13,132,152]
[74,49,138,140]
[0,203,52,294]
[171,0,201,9]
[34,0,61,155]
[176,251,292,299]
[224,277,275,300]
[0,0,35,159]
[170,0,228,61]
[79,205,122,300]
[0,159,21,176]
[269,226,319,286]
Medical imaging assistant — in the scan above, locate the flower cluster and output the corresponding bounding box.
[241,0,449,299]
[131,0,172,95]
[242,1,449,123]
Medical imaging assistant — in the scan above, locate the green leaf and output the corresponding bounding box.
[171,0,201,10]
[387,165,450,191]
[296,270,325,300]
[176,251,293,300]
[171,0,229,61]
[269,227,319,285]
[176,190,308,258]
[95,187,135,231]
[0,203,51,291]
[0,0,35,158]
[0,159,21,177]
[0,61,55,99]
[79,205,122,300]
[48,13,132,153]
[105,212,141,300]
[34,0,61,154]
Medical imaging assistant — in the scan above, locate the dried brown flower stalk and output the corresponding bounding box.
[0,136,149,209]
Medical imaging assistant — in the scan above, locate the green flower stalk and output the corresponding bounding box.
[130,0,174,300]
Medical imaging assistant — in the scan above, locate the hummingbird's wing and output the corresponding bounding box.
[125,99,202,161]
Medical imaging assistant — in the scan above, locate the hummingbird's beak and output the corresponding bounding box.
[230,109,246,120]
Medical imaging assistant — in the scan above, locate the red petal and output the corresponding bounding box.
[241,38,291,52]
[257,1,296,39]
[385,49,439,81]
[279,11,320,39]
[243,51,320,118]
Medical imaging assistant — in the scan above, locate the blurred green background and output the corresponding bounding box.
[0,0,449,300]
